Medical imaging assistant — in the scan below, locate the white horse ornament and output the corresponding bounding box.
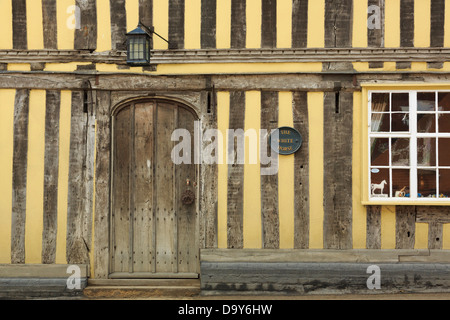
[371,180,387,196]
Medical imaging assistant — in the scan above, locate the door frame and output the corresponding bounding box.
[108,96,201,279]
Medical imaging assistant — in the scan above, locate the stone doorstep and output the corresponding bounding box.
[83,279,201,299]
[83,286,201,299]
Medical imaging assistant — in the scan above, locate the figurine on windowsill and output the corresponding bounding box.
[395,186,407,197]
[371,180,388,197]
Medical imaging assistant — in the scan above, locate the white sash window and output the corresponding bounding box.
[369,90,450,202]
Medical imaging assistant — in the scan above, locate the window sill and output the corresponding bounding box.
[363,199,450,206]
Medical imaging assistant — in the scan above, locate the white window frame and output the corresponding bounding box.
[368,89,450,203]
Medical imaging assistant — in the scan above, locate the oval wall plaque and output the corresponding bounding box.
[270,126,303,155]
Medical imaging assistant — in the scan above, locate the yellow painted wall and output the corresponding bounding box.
[25,90,46,264]
[308,92,324,249]
[0,90,16,263]
[243,91,262,249]
[0,89,72,265]
[2,1,450,268]
[0,0,447,51]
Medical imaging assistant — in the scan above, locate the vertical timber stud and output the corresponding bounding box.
[139,0,153,51]
[42,90,61,264]
[201,0,216,49]
[11,89,30,264]
[12,0,27,50]
[42,0,58,49]
[94,91,111,279]
[292,0,308,48]
[395,206,416,249]
[203,90,219,249]
[430,0,445,47]
[400,0,414,47]
[293,92,309,249]
[227,91,245,249]
[169,0,185,49]
[261,91,279,249]
[324,0,353,48]
[366,205,382,249]
[110,0,127,50]
[261,0,277,48]
[429,222,444,249]
[323,91,353,250]
[367,0,385,48]
[66,91,89,264]
[139,0,153,26]
[74,0,97,50]
[231,0,246,49]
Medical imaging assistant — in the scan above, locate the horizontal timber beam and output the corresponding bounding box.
[1,72,450,91]
[0,48,450,65]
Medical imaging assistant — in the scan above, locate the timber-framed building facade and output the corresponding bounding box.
[2,0,450,297]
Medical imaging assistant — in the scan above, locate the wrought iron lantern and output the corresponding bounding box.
[126,23,169,66]
[126,24,152,66]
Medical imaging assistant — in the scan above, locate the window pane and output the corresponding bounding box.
[391,138,410,166]
[392,169,410,198]
[438,92,450,112]
[371,113,390,132]
[417,114,436,133]
[391,113,409,132]
[371,168,390,197]
[392,93,409,112]
[418,169,436,198]
[417,92,436,112]
[371,138,389,166]
[371,93,389,112]
[417,138,436,166]
[438,138,450,166]
[438,113,450,133]
[439,169,450,198]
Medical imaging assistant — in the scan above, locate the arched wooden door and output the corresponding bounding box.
[110,100,199,278]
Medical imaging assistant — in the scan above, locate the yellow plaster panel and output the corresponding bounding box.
[308,92,324,249]
[243,91,262,249]
[97,0,112,52]
[25,90,46,264]
[307,0,325,48]
[385,0,400,47]
[0,0,13,49]
[277,0,292,48]
[415,223,429,249]
[246,0,262,48]
[217,91,230,249]
[216,0,231,49]
[57,0,75,50]
[278,92,294,249]
[147,62,323,75]
[445,0,450,47]
[126,0,139,33]
[153,0,169,50]
[352,91,366,249]
[353,0,368,48]
[0,89,16,263]
[414,0,431,48]
[185,0,201,49]
[7,64,31,72]
[26,0,44,50]
[444,224,450,249]
[381,206,396,249]
[55,90,72,264]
